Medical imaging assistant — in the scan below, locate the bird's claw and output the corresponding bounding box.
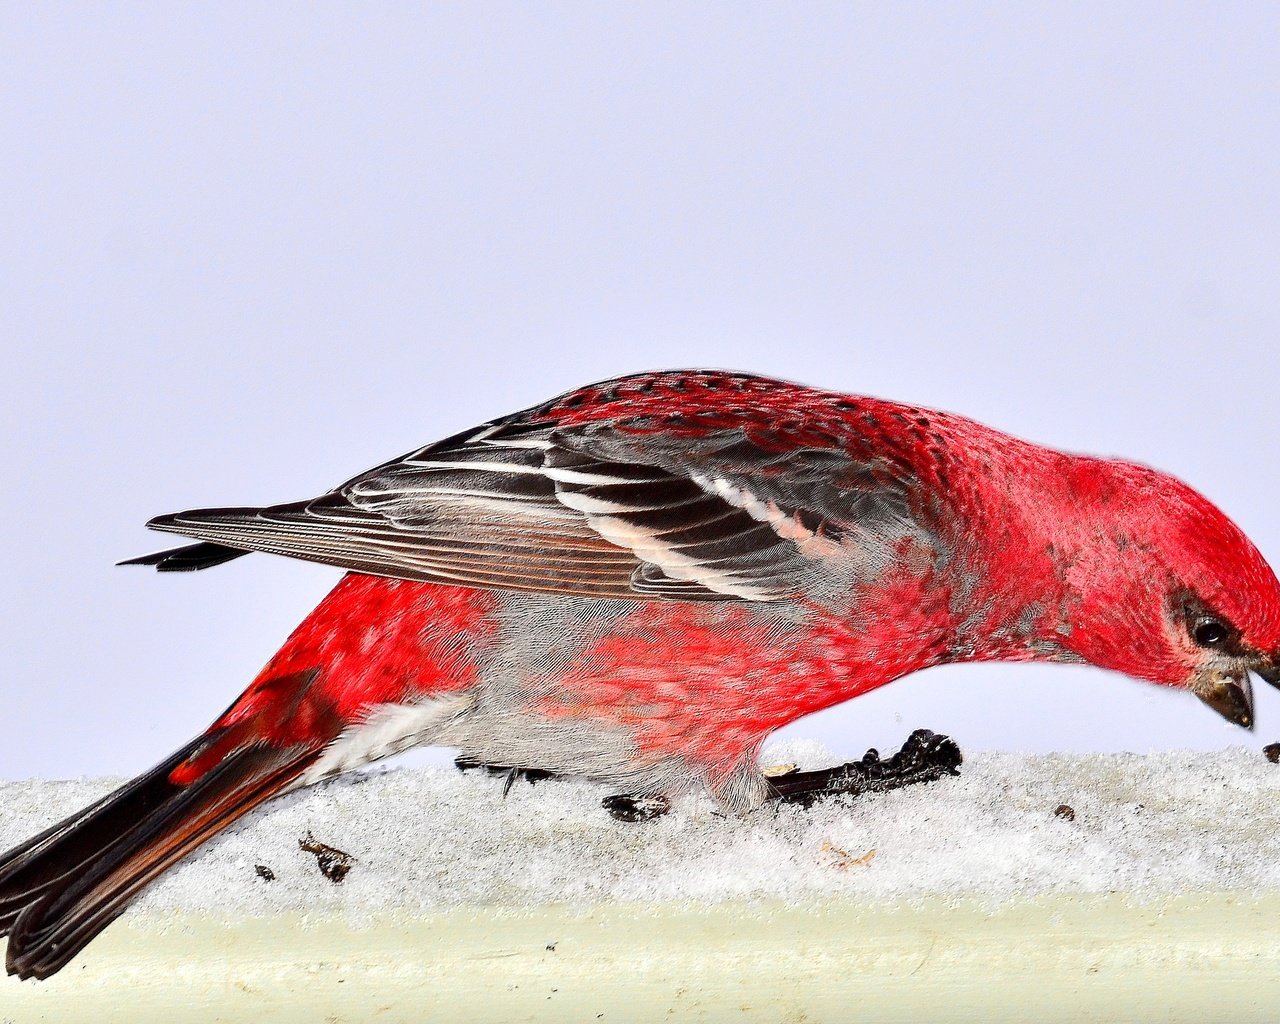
[766,728,962,807]
[454,757,557,795]
[891,728,962,777]
[602,793,671,822]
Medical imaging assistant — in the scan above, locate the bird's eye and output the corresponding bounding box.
[1193,619,1230,648]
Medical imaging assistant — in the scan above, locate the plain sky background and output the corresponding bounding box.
[2,4,1279,780]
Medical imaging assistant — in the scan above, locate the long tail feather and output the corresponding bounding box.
[117,542,249,572]
[1,735,320,980]
[0,735,209,935]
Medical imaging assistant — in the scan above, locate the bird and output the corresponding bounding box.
[3,367,1279,980]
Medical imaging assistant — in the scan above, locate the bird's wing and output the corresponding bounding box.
[141,373,928,601]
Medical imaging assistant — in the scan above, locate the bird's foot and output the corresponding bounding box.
[454,757,559,796]
[602,793,671,822]
[765,728,962,807]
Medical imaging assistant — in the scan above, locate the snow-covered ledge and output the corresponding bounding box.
[3,741,1280,1023]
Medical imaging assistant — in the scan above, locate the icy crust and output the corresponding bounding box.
[2,743,1278,920]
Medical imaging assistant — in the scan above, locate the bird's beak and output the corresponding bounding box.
[1191,667,1254,729]
[1253,656,1280,691]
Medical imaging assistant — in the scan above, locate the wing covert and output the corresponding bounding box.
[140,375,929,601]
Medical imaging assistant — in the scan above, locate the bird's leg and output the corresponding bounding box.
[456,757,671,821]
[454,757,559,791]
[602,730,961,823]
[765,729,962,807]
[458,731,959,821]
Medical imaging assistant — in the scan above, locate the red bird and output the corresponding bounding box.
[4,369,1279,979]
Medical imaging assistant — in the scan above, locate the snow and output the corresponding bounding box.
[2,741,1279,921]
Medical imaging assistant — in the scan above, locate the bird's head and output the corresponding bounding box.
[1054,458,1280,729]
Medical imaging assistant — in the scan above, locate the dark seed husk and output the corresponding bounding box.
[299,831,355,883]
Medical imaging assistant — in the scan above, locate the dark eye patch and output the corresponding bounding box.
[1180,593,1241,653]
[1193,619,1230,648]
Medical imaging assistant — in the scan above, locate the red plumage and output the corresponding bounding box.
[4,369,1279,978]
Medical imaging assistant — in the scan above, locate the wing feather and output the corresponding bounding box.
[139,376,926,601]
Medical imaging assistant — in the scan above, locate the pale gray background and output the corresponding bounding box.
[2,4,1278,780]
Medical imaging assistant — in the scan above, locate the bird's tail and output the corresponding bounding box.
[0,573,443,980]
[117,541,249,572]
[0,726,323,980]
